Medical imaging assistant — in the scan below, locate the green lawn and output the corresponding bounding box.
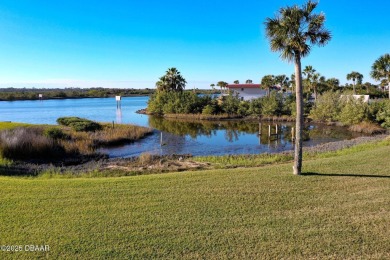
[0,142,389,259]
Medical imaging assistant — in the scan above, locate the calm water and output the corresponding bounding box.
[0,97,363,157]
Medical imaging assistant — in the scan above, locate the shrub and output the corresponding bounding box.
[237,101,250,116]
[338,96,369,126]
[248,98,262,116]
[220,93,240,115]
[148,91,214,115]
[373,100,390,128]
[261,93,282,116]
[57,117,102,132]
[0,127,66,160]
[44,127,68,140]
[310,91,341,122]
[202,105,214,115]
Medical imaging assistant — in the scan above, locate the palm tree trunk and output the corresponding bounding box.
[314,86,317,102]
[293,55,303,175]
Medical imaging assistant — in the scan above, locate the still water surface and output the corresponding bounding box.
[0,97,363,157]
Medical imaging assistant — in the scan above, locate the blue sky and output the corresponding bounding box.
[0,0,389,89]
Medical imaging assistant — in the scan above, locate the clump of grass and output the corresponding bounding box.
[0,127,66,161]
[92,124,152,146]
[348,121,386,134]
[57,117,102,132]
[138,152,154,165]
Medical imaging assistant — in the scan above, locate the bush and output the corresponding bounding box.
[248,98,262,116]
[44,127,69,140]
[261,93,282,116]
[0,127,66,160]
[202,105,214,115]
[148,91,214,116]
[338,96,369,126]
[57,117,102,132]
[220,93,240,115]
[372,100,390,128]
[237,101,250,116]
[310,91,341,122]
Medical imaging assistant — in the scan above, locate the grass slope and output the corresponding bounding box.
[0,145,389,259]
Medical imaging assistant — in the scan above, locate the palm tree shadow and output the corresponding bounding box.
[302,172,390,179]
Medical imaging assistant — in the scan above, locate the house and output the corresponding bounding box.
[225,84,271,101]
[340,95,370,103]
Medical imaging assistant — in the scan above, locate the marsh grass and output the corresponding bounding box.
[0,127,66,160]
[0,122,152,163]
[349,121,386,134]
[92,123,152,146]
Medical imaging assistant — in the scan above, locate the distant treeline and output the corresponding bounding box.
[0,87,219,101]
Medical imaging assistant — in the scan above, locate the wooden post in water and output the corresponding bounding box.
[268,125,271,137]
[258,123,262,135]
[275,124,278,136]
[291,127,295,142]
[160,132,163,146]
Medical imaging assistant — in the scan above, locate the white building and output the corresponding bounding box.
[225,84,268,101]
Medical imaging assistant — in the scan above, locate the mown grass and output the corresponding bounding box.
[0,141,389,259]
[194,153,293,168]
[193,136,390,169]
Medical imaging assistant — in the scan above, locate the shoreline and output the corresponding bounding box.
[0,94,151,102]
[2,133,388,177]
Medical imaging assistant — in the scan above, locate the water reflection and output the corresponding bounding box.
[101,117,365,158]
[148,117,316,145]
[116,107,122,124]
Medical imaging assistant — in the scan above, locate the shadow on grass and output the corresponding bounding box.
[302,172,390,179]
[0,165,38,177]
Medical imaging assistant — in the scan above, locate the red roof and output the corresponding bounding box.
[227,84,261,89]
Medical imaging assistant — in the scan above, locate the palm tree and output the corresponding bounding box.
[156,67,187,92]
[370,54,390,99]
[346,71,363,94]
[274,74,289,92]
[311,72,322,101]
[380,79,389,93]
[234,80,240,84]
[265,0,331,175]
[303,65,316,100]
[217,81,228,93]
[246,79,253,84]
[325,78,340,91]
[210,83,215,90]
[289,74,296,92]
[261,75,275,97]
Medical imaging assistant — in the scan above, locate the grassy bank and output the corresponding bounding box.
[0,121,152,165]
[0,140,389,259]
